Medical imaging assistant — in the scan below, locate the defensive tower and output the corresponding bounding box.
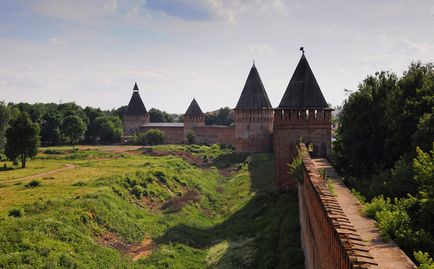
[273,52,332,189]
[183,98,205,141]
[234,62,274,152]
[123,83,149,136]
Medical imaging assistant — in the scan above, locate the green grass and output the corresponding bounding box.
[0,145,304,268]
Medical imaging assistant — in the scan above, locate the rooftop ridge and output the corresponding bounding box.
[278,54,329,109]
[125,83,147,116]
[185,98,204,116]
[235,63,272,109]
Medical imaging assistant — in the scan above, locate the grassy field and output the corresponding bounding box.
[0,144,304,268]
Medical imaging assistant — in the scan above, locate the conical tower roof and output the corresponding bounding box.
[185,98,204,116]
[125,83,147,116]
[235,63,272,109]
[278,54,328,108]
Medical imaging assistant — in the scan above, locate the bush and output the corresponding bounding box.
[8,208,24,218]
[288,150,303,183]
[43,149,63,155]
[131,185,144,199]
[25,180,41,188]
[132,132,147,145]
[414,251,434,269]
[364,195,392,218]
[145,129,165,145]
[186,131,195,144]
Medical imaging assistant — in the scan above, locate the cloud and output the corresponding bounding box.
[31,0,119,25]
[145,0,213,21]
[104,0,117,13]
[49,37,66,45]
[143,0,290,22]
[244,44,275,57]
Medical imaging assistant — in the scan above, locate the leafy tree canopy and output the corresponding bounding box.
[5,112,40,168]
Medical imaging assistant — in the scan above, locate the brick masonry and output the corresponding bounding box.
[298,143,378,269]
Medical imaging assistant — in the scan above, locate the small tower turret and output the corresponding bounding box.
[123,83,150,136]
[234,62,273,152]
[183,98,205,141]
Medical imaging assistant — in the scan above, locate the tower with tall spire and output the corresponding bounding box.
[273,53,333,189]
[183,98,205,142]
[234,62,274,152]
[123,83,150,136]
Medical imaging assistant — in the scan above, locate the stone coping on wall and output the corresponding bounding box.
[299,143,378,269]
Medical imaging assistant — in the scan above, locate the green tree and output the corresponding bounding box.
[0,101,10,153]
[93,116,123,143]
[205,107,233,126]
[5,112,40,168]
[61,115,86,147]
[40,111,62,146]
[149,108,174,122]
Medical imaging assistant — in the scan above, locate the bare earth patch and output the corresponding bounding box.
[98,232,156,261]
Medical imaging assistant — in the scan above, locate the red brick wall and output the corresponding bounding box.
[138,126,184,144]
[298,144,377,269]
[192,126,235,145]
[234,109,273,152]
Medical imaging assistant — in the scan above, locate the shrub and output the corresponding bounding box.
[131,185,144,199]
[288,151,303,183]
[414,251,434,269]
[145,129,165,145]
[43,149,63,155]
[186,131,195,144]
[364,195,392,218]
[25,180,41,188]
[8,208,24,218]
[132,132,147,145]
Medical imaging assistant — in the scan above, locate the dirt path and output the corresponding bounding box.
[312,158,416,269]
[16,163,77,181]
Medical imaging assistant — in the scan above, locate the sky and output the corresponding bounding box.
[0,0,433,113]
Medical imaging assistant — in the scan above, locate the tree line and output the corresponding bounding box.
[333,61,434,265]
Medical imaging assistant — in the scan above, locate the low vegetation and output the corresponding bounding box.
[0,145,304,268]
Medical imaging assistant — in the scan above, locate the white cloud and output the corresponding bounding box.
[244,44,275,57]
[49,37,66,45]
[104,0,117,13]
[399,38,434,55]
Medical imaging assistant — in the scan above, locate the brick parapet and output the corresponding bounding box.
[298,143,378,269]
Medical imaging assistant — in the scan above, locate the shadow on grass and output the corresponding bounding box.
[153,154,305,269]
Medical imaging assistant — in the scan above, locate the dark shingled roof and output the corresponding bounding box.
[278,54,329,108]
[126,83,147,116]
[185,98,204,116]
[235,63,272,109]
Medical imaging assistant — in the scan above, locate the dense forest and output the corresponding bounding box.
[333,61,434,264]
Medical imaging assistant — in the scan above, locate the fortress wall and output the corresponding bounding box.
[192,126,235,145]
[138,126,184,144]
[298,144,377,269]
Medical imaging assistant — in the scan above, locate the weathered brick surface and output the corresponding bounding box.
[123,115,150,136]
[138,126,184,144]
[298,144,377,269]
[273,108,332,190]
[234,109,273,152]
[192,126,235,145]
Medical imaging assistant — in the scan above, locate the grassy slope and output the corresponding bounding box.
[0,145,304,269]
